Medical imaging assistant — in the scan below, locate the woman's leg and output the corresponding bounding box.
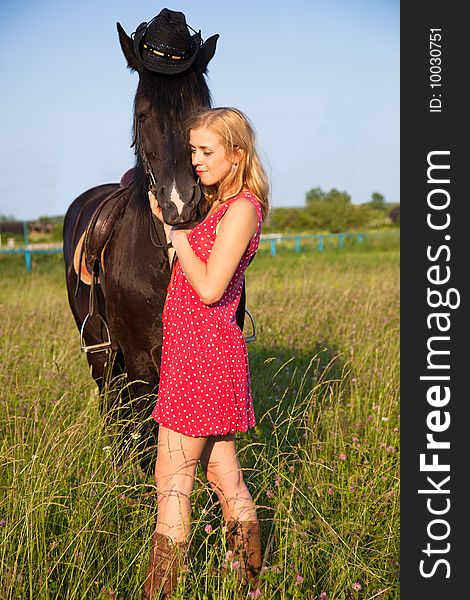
[154,425,208,542]
[200,434,262,584]
[199,434,257,522]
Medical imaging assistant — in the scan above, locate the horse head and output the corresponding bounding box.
[117,14,219,225]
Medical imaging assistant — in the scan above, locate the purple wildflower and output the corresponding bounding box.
[320,593,328,600]
[204,524,213,534]
[266,489,275,499]
[338,453,346,461]
[295,573,304,585]
[352,581,362,591]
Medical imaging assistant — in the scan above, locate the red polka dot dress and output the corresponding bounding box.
[152,191,262,437]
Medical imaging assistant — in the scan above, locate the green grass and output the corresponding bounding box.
[0,236,399,599]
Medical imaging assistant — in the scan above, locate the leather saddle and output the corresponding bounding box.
[73,185,130,285]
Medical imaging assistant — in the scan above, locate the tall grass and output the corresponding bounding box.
[0,238,399,599]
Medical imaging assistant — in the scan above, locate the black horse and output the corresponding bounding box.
[63,12,247,474]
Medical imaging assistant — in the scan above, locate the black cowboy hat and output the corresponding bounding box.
[132,8,202,74]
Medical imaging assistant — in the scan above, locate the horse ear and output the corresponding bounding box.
[196,34,219,71]
[117,22,141,72]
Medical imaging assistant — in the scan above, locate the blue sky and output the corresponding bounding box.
[0,0,399,220]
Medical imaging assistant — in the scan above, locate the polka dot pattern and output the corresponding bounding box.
[152,191,262,437]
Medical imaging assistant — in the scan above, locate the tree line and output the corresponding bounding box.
[263,188,399,234]
[1,187,400,240]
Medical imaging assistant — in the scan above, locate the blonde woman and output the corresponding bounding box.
[144,107,269,599]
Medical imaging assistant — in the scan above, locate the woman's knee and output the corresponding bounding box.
[206,465,247,499]
[156,471,195,500]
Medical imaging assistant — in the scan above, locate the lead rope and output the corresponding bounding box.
[131,114,172,250]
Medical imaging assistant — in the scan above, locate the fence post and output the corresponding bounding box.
[338,233,344,248]
[317,235,324,252]
[270,238,276,256]
[295,236,301,253]
[23,222,31,273]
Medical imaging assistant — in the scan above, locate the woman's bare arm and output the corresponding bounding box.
[170,198,257,304]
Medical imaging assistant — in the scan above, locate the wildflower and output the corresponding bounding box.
[274,476,281,487]
[204,524,213,534]
[249,589,262,598]
[231,560,240,570]
[351,377,357,384]
[338,453,346,461]
[349,485,355,493]
[352,581,362,591]
[0,519,5,527]
[367,415,373,422]
[295,573,304,585]
[381,416,389,421]
[387,445,395,452]
[266,489,275,499]
[327,487,333,495]
[131,432,141,440]
[320,593,328,599]
[373,403,379,411]
[225,550,233,561]
[352,437,359,443]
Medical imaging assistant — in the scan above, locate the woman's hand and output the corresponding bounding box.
[148,191,173,242]
[169,228,189,245]
[148,191,164,222]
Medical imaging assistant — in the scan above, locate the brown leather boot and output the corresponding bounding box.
[142,531,188,600]
[226,520,262,585]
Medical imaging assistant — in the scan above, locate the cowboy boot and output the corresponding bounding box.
[142,531,188,600]
[226,520,262,586]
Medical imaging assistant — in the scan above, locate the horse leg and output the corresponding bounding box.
[116,347,161,478]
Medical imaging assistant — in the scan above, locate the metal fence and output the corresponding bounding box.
[1,229,398,272]
[259,232,365,256]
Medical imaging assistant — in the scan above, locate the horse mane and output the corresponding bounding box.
[130,67,213,215]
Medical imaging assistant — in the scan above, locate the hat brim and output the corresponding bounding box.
[133,27,201,74]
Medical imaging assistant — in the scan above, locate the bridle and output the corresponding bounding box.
[131,114,172,250]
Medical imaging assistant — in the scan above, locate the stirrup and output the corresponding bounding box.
[80,313,112,353]
[244,308,257,344]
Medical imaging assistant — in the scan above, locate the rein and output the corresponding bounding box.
[131,114,172,250]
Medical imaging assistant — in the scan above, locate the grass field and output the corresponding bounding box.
[0,234,399,599]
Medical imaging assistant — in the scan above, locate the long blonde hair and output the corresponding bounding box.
[186,107,270,221]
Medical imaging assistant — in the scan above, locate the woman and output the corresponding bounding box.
[143,107,269,599]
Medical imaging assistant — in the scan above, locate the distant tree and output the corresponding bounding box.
[306,186,351,207]
[0,214,16,223]
[308,200,375,233]
[305,187,326,205]
[370,192,386,209]
[389,206,400,224]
